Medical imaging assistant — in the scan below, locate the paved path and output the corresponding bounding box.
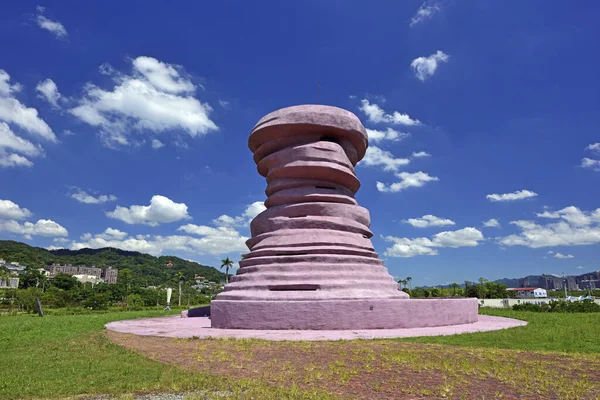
[105,315,526,341]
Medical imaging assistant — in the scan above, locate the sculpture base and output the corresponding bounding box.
[210,298,478,330]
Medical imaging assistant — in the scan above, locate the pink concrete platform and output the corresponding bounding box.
[105,314,526,341]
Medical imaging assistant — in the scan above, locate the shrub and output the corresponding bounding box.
[512,299,599,313]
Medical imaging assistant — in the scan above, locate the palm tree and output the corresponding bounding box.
[406,276,412,292]
[221,257,234,284]
[175,271,185,306]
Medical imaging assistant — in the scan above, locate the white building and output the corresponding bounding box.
[507,287,547,298]
[0,277,20,289]
[72,274,102,284]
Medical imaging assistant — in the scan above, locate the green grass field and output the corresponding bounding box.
[400,308,600,353]
[0,308,598,399]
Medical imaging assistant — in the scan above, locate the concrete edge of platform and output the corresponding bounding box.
[105,314,527,341]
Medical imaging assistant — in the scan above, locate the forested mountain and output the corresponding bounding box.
[0,240,226,286]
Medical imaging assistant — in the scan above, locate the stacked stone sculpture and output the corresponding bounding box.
[210,105,477,330]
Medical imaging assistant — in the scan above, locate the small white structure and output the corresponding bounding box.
[507,287,547,298]
[72,274,100,284]
[0,277,19,289]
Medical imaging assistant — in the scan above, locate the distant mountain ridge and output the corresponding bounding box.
[0,240,226,286]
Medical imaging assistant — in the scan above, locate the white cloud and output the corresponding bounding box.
[359,99,421,126]
[36,79,61,107]
[499,206,600,248]
[586,143,600,153]
[0,152,33,167]
[403,215,455,228]
[53,237,69,244]
[71,227,248,257]
[486,190,538,202]
[131,56,195,94]
[212,201,266,227]
[70,56,218,147]
[377,171,439,193]
[577,265,584,270]
[483,218,501,228]
[410,51,449,81]
[581,158,600,171]
[366,128,410,143]
[384,227,484,257]
[70,187,117,204]
[35,12,68,39]
[0,219,68,238]
[0,122,43,168]
[0,70,56,142]
[411,151,430,158]
[0,199,32,219]
[151,139,165,149]
[218,100,230,108]
[106,195,190,226]
[361,146,410,172]
[410,1,441,27]
[554,252,574,259]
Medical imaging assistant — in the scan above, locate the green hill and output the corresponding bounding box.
[0,240,226,286]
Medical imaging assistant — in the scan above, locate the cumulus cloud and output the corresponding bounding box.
[361,146,410,172]
[36,79,61,107]
[410,1,441,27]
[553,252,574,259]
[211,201,266,227]
[70,187,117,204]
[483,218,501,228]
[151,139,165,149]
[106,195,190,226]
[366,128,410,143]
[581,158,600,171]
[499,206,600,248]
[376,171,439,193]
[411,151,430,158]
[0,199,32,219]
[384,227,484,257]
[410,51,449,81]
[586,143,600,153]
[0,70,56,142]
[35,12,68,39]
[70,202,259,256]
[359,99,421,126]
[0,219,68,239]
[70,56,218,148]
[403,215,455,228]
[486,190,538,202]
[0,122,44,167]
[536,206,600,226]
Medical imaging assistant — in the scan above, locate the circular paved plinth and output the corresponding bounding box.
[105,315,526,341]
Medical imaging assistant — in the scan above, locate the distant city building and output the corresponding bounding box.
[507,287,547,298]
[46,263,118,284]
[0,259,26,275]
[0,277,19,289]
[102,267,118,284]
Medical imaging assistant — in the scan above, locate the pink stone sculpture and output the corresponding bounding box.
[210,105,478,330]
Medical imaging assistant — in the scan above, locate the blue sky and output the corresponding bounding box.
[1,1,599,286]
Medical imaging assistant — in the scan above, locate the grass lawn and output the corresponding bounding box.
[398,307,600,353]
[0,308,599,399]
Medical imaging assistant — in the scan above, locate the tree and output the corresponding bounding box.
[406,276,412,292]
[450,282,460,296]
[175,271,185,306]
[52,273,79,291]
[220,257,234,284]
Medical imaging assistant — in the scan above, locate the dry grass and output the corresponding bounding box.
[109,331,600,400]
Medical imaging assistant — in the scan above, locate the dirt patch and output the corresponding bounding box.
[107,331,600,400]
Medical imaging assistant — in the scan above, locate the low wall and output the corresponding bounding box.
[478,298,600,308]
